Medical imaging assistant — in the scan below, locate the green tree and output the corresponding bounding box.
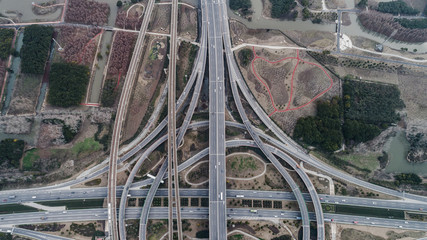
[0,139,25,168]
[238,48,254,67]
[269,0,296,18]
[21,25,53,74]
[116,0,123,7]
[229,0,252,10]
[0,29,14,60]
[48,63,90,107]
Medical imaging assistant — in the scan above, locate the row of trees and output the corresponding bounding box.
[394,173,422,185]
[395,18,427,29]
[269,0,296,18]
[106,31,138,77]
[358,11,427,43]
[0,29,14,60]
[377,0,419,15]
[65,0,110,26]
[47,63,89,107]
[21,25,53,74]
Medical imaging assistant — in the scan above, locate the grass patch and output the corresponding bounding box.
[39,199,104,210]
[335,153,381,172]
[22,148,40,171]
[323,204,405,219]
[0,204,39,214]
[71,138,102,157]
[84,178,102,186]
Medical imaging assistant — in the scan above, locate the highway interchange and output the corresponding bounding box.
[0,0,427,239]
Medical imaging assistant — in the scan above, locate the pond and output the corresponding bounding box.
[385,131,427,176]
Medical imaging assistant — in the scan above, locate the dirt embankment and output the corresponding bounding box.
[122,36,167,142]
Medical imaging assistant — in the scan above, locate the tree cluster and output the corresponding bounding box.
[0,29,14,60]
[394,173,422,185]
[195,230,209,238]
[230,0,251,10]
[20,25,53,74]
[377,0,419,15]
[358,11,427,43]
[0,139,24,168]
[101,78,118,107]
[343,79,404,125]
[342,119,380,143]
[65,0,110,26]
[115,10,143,30]
[395,18,427,29]
[238,48,253,67]
[57,26,102,65]
[357,0,367,8]
[294,97,343,152]
[407,133,427,163]
[269,0,296,18]
[107,31,138,77]
[47,63,89,107]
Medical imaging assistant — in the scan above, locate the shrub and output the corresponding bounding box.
[238,48,253,67]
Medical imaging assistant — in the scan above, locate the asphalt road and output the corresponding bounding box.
[2,188,426,213]
[0,227,73,240]
[1,208,426,232]
[206,0,228,238]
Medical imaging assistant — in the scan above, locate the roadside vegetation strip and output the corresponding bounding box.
[250,47,333,116]
[322,204,405,220]
[38,199,104,210]
[0,204,38,214]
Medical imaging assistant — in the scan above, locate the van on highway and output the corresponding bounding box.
[32,196,36,199]
[250,210,257,213]
[8,196,15,199]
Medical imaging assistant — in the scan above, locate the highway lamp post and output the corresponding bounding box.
[52,38,64,52]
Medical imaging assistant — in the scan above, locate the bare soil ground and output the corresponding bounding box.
[253,52,297,107]
[326,0,347,9]
[178,5,198,41]
[32,221,105,240]
[238,47,339,134]
[398,72,427,122]
[230,20,299,48]
[122,36,167,142]
[115,4,144,30]
[187,161,209,184]
[226,153,265,178]
[183,220,209,239]
[228,164,289,191]
[8,74,42,115]
[337,224,426,240]
[176,41,197,98]
[228,220,298,240]
[147,4,171,34]
[308,0,323,10]
[291,51,333,108]
[284,30,336,50]
[179,128,209,164]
